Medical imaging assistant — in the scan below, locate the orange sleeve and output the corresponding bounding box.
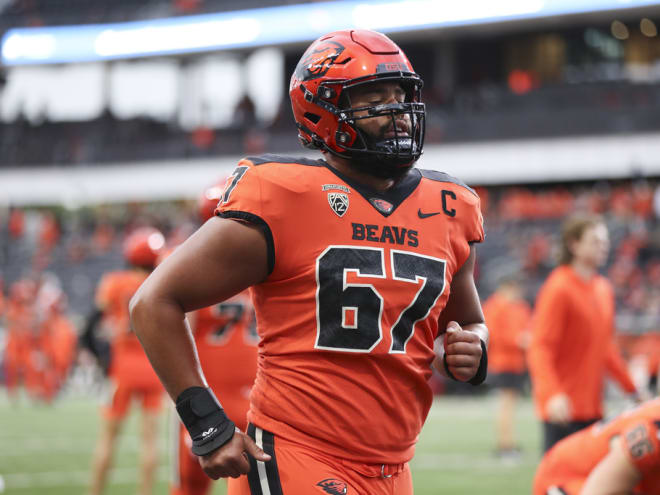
[215,159,264,221]
[457,186,485,244]
[215,159,275,274]
[621,419,660,475]
[528,279,567,404]
[605,339,637,394]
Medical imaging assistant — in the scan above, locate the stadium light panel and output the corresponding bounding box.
[94,17,261,57]
[351,0,544,30]
[2,0,660,65]
[2,33,56,61]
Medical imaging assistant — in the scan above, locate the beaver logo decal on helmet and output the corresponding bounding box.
[295,41,345,81]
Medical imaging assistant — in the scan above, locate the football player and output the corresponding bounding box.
[84,227,166,495]
[31,276,76,402]
[131,29,488,495]
[533,398,660,495]
[4,279,37,401]
[482,276,532,458]
[170,181,258,495]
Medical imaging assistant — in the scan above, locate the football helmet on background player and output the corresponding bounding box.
[122,227,165,269]
[197,177,229,222]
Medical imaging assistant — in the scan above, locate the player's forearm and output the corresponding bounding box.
[130,289,206,401]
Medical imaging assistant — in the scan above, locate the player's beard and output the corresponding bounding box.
[349,120,417,181]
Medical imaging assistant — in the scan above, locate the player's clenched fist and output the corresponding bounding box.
[198,429,271,479]
[443,321,483,382]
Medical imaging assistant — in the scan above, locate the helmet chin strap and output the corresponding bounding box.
[348,152,414,180]
[347,131,416,180]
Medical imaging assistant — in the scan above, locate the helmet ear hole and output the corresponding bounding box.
[335,131,351,145]
[304,112,321,124]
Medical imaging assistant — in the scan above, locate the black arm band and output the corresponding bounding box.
[80,307,104,355]
[175,387,236,456]
[79,307,112,375]
[443,339,488,386]
[468,340,488,386]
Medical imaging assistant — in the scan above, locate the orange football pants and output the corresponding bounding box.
[227,424,413,495]
[103,379,163,419]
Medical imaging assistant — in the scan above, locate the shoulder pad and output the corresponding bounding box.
[244,154,326,167]
[418,169,478,197]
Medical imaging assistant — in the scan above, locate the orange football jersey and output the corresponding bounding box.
[216,155,484,464]
[533,398,660,495]
[96,270,160,386]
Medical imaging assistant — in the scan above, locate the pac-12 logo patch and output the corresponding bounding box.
[316,478,348,495]
[328,192,349,217]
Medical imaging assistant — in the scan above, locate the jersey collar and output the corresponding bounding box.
[321,161,422,217]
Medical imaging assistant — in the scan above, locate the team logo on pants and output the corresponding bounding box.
[316,478,348,494]
[328,193,349,217]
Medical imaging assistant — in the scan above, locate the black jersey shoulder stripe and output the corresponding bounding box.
[216,211,275,276]
[244,154,326,167]
[418,169,478,197]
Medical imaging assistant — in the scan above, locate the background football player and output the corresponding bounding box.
[170,180,258,495]
[533,397,660,495]
[82,227,166,495]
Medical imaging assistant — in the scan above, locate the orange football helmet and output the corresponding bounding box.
[290,29,425,178]
[122,227,165,269]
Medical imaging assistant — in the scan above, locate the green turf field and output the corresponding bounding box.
[0,391,542,494]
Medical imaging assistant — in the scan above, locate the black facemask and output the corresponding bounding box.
[347,115,419,180]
